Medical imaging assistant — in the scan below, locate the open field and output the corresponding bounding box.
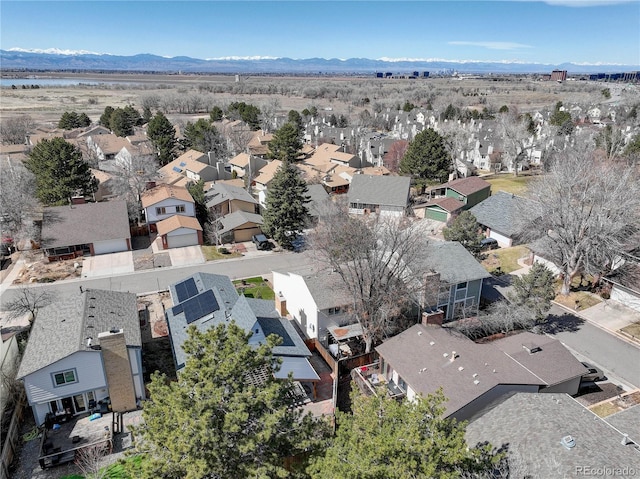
[0,72,609,127]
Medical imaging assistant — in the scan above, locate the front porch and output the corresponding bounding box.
[38,412,114,469]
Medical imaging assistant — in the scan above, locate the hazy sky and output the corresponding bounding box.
[2,1,639,65]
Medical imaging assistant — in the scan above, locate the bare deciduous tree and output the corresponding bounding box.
[0,115,34,145]
[2,286,53,323]
[74,443,110,479]
[110,155,159,225]
[223,122,254,156]
[0,159,36,239]
[259,98,281,134]
[524,144,640,295]
[497,108,534,176]
[383,140,408,172]
[309,200,430,352]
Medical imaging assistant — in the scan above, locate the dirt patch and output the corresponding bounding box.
[138,292,176,382]
[574,382,627,407]
[588,390,640,418]
[554,290,602,311]
[13,252,82,284]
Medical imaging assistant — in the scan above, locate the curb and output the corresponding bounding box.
[551,300,640,350]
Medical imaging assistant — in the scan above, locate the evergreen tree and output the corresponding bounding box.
[287,109,303,136]
[262,161,309,249]
[142,106,153,124]
[25,137,97,205]
[308,389,499,479]
[183,118,227,160]
[109,108,134,137]
[58,111,78,129]
[442,211,484,258]
[267,122,302,162]
[99,106,114,127]
[399,128,451,185]
[186,179,209,227]
[147,112,177,166]
[226,102,261,130]
[130,323,329,479]
[78,112,91,127]
[510,262,556,320]
[123,105,143,128]
[210,105,224,122]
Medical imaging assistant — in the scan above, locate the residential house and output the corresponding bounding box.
[416,241,491,321]
[272,269,356,346]
[90,169,116,202]
[465,393,640,477]
[140,184,195,233]
[427,176,491,211]
[228,152,268,180]
[373,324,587,421]
[166,273,320,384]
[41,200,131,261]
[248,131,274,158]
[17,289,144,426]
[605,259,640,313]
[306,183,330,222]
[216,211,264,243]
[469,191,530,247]
[347,174,411,217]
[254,160,282,207]
[415,197,465,223]
[206,182,259,217]
[158,149,224,187]
[156,214,203,249]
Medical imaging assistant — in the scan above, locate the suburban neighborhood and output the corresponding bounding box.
[1,47,640,479]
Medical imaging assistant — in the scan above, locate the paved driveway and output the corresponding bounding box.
[82,251,134,278]
[168,245,205,266]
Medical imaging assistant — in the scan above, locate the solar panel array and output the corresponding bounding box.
[175,278,199,303]
[183,290,220,324]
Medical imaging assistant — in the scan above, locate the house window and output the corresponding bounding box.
[328,306,341,315]
[456,282,467,290]
[176,205,186,213]
[156,207,166,215]
[52,369,77,387]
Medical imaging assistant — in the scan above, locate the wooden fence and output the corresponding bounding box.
[1,391,26,479]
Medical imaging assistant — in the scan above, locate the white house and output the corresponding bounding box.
[140,184,196,232]
[347,174,411,217]
[17,289,144,426]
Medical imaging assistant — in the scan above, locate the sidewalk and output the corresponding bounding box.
[0,251,27,296]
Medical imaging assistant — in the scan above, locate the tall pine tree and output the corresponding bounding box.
[130,323,329,479]
[267,122,302,162]
[25,137,97,205]
[147,112,177,166]
[442,211,484,258]
[262,161,309,250]
[399,128,451,185]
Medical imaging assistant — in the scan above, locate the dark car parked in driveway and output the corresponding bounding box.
[252,234,272,251]
[480,237,499,250]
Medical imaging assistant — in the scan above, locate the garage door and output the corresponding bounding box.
[234,227,262,243]
[167,233,199,249]
[92,238,128,255]
[489,230,512,248]
[425,208,447,222]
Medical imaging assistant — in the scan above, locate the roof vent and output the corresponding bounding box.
[561,435,576,449]
[472,373,478,378]
[429,341,435,346]
[473,379,480,385]
[109,327,119,334]
[523,342,542,354]
[458,366,464,371]
[621,434,632,446]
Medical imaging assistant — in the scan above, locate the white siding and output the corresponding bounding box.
[272,272,319,340]
[611,285,640,312]
[24,352,107,419]
[145,198,196,224]
[129,348,145,400]
[92,238,128,255]
[488,230,512,248]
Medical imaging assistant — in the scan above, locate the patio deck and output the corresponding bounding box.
[39,413,113,469]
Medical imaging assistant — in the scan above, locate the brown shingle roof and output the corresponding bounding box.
[156,215,202,235]
[435,177,491,196]
[140,185,194,208]
[424,197,465,212]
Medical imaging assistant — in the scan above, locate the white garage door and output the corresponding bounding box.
[93,238,128,255]
[167,233,199,249]
[489,230,512,248]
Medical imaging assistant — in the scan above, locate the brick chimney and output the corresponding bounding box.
[275,292,288,316]
[422,310,444,326]
[98,329,137,413]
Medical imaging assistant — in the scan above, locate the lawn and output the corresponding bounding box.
[480,245,529,274]
[201,245,242,261]
[590,401,622,418]
[483,174,535,196]
[554,290,602,311]
[233,276,275,300]
[621,322,640,340]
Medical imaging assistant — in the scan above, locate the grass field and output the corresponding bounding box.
[481,245,529,274]
[233,276,275,300]
[621,321,640,339]
[483,175,535,196]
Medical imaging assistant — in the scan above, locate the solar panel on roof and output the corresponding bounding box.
[184,290,219,324]
[174,278,199,303]
[172,303,184,315]
[172,166,183,173]
[179,162,187,167]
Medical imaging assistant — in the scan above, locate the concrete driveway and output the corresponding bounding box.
[168,246,205,267]
[82,251,134,278]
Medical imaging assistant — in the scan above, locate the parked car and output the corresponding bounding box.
[252,234,272,251]
[480,237,499,250]
[581,362,606,382]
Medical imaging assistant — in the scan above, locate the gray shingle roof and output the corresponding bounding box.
[17,289,140,378]
[469,191,530,238]
[166,273,310,370]
[376,326,586,419]
[41,200,130,249]
[306,183,330,218]
[416,241,491,285]
[217,211,263,235]
[205,182,257,209]
[604,404,640,445]
[465,393,640,477]
[347,174,410,208]
[299,270,354,310]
